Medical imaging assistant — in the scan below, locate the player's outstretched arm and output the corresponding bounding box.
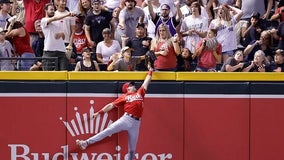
[142,66,153,91]
[93,102,115,118]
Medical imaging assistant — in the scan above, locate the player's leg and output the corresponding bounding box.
[127,120,141,160]
[76,116,128,150]
[87,117,127,143]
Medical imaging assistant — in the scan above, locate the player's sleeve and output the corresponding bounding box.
[112,95,126,108]
[138,87,146,97]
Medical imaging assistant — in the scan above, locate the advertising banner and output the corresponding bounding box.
[1,81,284,160]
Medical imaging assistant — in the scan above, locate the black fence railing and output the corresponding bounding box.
[0,57,224,71]
[0,57,58,71]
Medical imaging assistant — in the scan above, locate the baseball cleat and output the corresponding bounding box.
[76,139,88,150]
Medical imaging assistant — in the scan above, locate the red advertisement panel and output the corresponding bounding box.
[0,97,66,160]
[134,98,184,160]
[250,98,284,160]
[185,98,250,160]
[3,95,283,160]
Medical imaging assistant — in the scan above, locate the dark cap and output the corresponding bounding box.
[0,0,12,3]
[121,46,134,53]
[81,47,92,54]
[274,49,284,56]
[75,14,85,23]
[251,12,260,19]
[122,81,135,93]
[161,4,170,10]
[75,17,82,23]
[136,23,145,28]
[92,0,100,3]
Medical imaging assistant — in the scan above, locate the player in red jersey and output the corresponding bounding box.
[76,66,153,160]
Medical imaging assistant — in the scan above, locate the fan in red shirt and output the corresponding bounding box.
[24,0,50,44]
[76,65,153,160]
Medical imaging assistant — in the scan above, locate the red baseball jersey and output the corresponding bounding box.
[113,87,146,118]
[73,31,89,53]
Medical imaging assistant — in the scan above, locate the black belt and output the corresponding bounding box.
[126,113,141,121]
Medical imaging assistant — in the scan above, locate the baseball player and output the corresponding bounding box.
[76,67,153,160]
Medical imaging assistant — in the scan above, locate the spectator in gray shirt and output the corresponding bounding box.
[107,46,145,71]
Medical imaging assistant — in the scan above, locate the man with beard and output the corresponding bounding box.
[116,0,144,42]
[147,0,182,36]
[124,23,152,71]
[85,0,114,54]
[41,3,74,70]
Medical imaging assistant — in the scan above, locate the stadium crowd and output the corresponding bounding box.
[0,0,284,72]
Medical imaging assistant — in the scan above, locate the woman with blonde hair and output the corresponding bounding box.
[244,50,270,72]
[150,24,181,71]
[78,0,92,16]
[209,4,243,63]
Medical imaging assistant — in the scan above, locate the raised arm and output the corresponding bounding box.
[11,0,17,16]
[92,102,116,118]
[142,66,153,91]
[147,0,156,21]
[174,1,182,22]
[230,5,243,22]
[172,35,181,55]
[47,11,73,24]
[235,0,241,9]
[263,0,273,19]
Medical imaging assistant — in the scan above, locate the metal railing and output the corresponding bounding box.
[0,57,58,71]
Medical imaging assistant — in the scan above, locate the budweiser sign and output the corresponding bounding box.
[9,144,173,160]
[6,100,173,160]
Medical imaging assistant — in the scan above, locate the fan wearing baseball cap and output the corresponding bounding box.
[107,46,145,71]
[76,65,153,160]
[267,49,284,72]
[122,23,153,71]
